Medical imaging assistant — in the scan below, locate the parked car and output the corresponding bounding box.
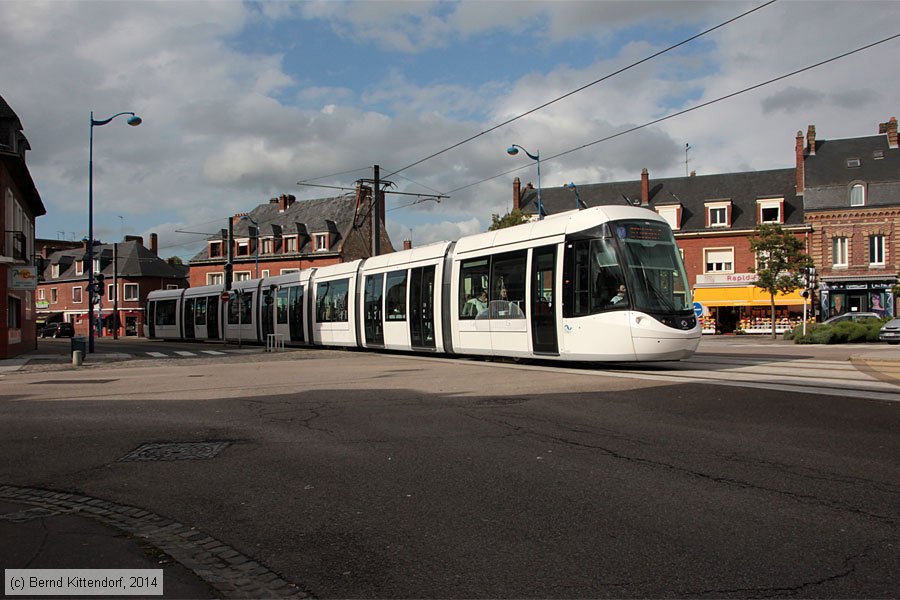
[822,312,882,325]
[879,318,900,345]
[40,322,75,338]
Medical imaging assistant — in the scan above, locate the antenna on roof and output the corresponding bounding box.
[685,143,691,177]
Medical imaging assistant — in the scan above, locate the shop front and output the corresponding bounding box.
[820,278,895,321]
[693,273,808,334]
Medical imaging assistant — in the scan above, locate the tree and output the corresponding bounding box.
[489,209,530,231]
[166,256,183,265]
[748,224,813,338]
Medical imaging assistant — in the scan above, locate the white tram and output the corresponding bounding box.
[148,206,701,361]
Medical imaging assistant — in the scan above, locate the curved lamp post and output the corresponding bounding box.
[566,182,588,210]
[88,111,141,353]
[240,215,259,278]
[507,144,542,220]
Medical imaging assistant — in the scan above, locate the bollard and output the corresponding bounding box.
[72,350,83,366]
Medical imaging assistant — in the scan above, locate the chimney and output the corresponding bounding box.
[641,168,650,206]
[880,117,898,149]
[403,240,412,250]
[124,235,143,246]
[269,197,279,204]
[806,125,816,155]
[232,213,247,227]
[279,194,296,212]
[795,130,805,195]
[150,233,158,256]
[513,177,521,211]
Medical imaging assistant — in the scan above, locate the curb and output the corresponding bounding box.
[0,484,309,599]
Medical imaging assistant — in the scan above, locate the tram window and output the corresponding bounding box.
[385,270,407,321]
[316,279,349,323]
[460,258,490,319]
[155,299,177,326]
[195,298,207,325]
[277,288,289,324]
[563,239,626,317]
[489,251,526,319]
[227,292,254,324]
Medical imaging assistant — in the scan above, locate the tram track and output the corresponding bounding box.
[600,355,900,403]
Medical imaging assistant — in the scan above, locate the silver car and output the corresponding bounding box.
[822,311,882,325]
[879,318,900,345]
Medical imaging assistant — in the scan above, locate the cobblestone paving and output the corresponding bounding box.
[0,484,309,599]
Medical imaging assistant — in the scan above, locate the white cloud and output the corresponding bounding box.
[2,0,899,257]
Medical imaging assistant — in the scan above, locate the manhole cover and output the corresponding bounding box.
[119,441,230,462]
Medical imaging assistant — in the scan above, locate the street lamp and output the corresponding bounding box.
[507,144,542,220]
[88,111,141,353]
[566,182,588,210]
[240,215,259,278]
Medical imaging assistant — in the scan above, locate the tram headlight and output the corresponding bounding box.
[657,314,696,330]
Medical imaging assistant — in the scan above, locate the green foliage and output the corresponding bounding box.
[789,318,885,344]
[748,224,813,338]
[489,209,530,231]
[892,270,900,298]
[166,256,184,265]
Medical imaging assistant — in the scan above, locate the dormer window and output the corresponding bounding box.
[75,261,84,276]
[315,233,329,251]
[705,201,732,228]
[757,198,784,224]
[850,183,866,207]
[51,264,60,278]
[209,241,222,258]
[283,236,297,253]
[93,258,100,272]
[236,240,250,256]
[261,238,274,254]
[655,205,681,230]
[846,158,861,168]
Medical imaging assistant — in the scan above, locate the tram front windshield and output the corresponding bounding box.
[563,219,692,319]
[613,220,691,314]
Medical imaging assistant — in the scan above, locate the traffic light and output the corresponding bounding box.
[95,273,105,296]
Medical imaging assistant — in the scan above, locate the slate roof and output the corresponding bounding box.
[41,241,186,281]
[803,133,900,211]
[805,135,898,187]
[191,194,372,261]
[521,168,803,232]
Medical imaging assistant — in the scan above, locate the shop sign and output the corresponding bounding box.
[695,272,758,285]
[8,266,37,290]
[36,300,50,309]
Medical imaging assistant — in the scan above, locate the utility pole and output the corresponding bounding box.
[372,164,381,257]
[112,242,118,339]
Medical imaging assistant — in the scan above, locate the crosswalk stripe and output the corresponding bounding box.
[174,351,197,357]
[201,350,226,355]
[146,352,167,358]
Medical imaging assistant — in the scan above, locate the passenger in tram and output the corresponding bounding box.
[610,284,628,305]
[463,290,488,317]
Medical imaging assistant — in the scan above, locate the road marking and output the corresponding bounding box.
[201,350,226,356]
[174,351,197,357]
[146,352,167,358]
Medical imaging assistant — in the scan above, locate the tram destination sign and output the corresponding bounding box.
[619,222,666,241]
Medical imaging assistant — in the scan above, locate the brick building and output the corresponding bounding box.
[36,234,187,338]
[523,168,809,334]
[0,93,45,358]
[799,117,900,319]
[189,186,394,287]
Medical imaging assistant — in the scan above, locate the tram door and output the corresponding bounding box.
[261,287,275,339]
[184,298,195,339]
[289,285,305,343]
[531,245,558,354]
[409,266,436,349]
[207,296,219,340]
[364,274,384,347]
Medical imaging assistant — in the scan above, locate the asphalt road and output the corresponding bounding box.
[2,348,898,598]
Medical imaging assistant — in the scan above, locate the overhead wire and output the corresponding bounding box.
[382,0,779,180]
[444,31,900,196]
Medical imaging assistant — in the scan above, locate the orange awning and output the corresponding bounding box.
[693,286,806,307]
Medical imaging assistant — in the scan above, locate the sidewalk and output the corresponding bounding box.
[1,496,216,599]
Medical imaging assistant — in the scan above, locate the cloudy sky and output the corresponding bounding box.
[2,0,898,260]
